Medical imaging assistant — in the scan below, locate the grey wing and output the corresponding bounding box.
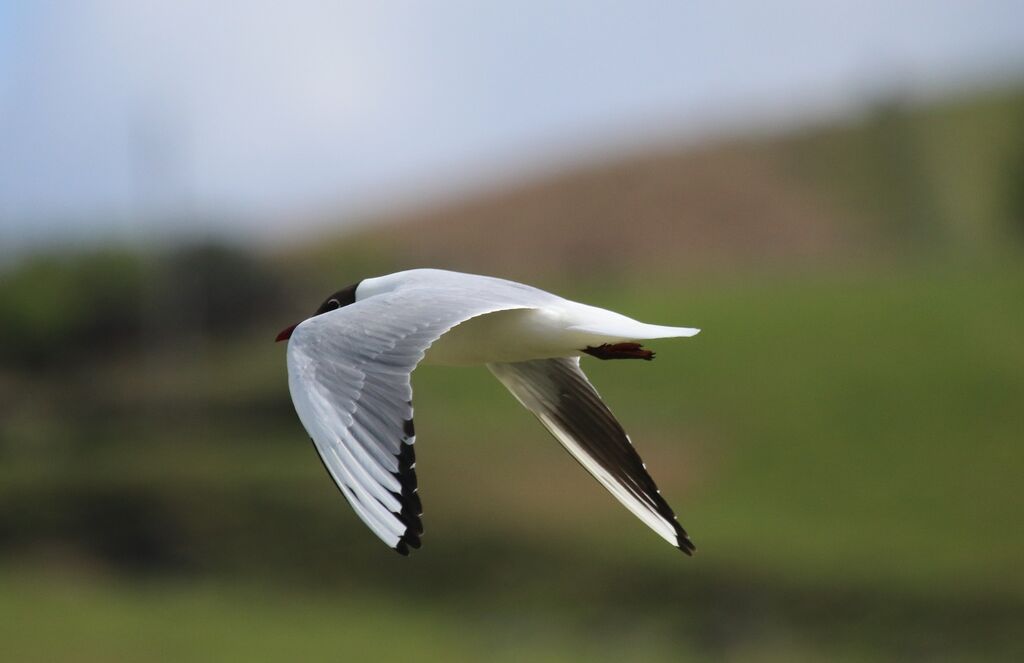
[488,357,695,554]
[286,284,543,554]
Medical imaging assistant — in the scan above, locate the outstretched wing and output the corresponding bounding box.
[286,279,551,554]
[488,357,695,553]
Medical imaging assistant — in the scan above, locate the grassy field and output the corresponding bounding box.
[4,569,900,663]
[2,256,1022,661]
[12,564,1014,663]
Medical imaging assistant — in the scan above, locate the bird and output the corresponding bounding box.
[276,268,701,556]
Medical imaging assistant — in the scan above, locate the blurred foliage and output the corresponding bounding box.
[785,87,1024,254]
[1003,117,1024,240]
[862,100,946,245]
[0,242,284,371]
[159,242,286,337]
[0,249,147,369]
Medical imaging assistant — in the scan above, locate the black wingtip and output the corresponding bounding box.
[399,509,424,536]
[400,522,422,547]
[673,519,696,556]
[399,468,419,494]
[394,528,422,555]
[397,441,416,472]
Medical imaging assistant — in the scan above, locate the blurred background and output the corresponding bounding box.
[2,2,1023,660]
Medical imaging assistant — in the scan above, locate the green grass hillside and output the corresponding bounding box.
[3,258,1022,661]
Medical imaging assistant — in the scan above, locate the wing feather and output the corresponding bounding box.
[488,357,695,554]
[286,275,553,554]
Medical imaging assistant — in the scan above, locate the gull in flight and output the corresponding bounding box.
[276,269,700,556]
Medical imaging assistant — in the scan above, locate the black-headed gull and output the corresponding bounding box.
[276,269,700,556]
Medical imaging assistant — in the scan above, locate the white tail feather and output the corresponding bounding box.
[568,322,700,341]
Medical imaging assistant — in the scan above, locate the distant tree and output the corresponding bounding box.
[157,242,285,337]
[865,98,946,247]
[0,243,286,371]
[1003,127,1024,242]
[0,250,148,369]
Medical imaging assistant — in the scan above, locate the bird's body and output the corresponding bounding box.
[359,269,697,366]
[278,268,700,555]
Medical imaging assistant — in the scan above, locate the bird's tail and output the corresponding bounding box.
[568,321,700,341]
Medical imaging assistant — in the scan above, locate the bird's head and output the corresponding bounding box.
[276,282,359,342]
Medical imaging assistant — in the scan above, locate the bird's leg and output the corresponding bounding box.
[582,342,655,361]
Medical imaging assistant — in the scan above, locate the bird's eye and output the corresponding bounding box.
[326,298,340,310]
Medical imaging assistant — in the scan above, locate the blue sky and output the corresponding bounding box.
[1,1,1023,249]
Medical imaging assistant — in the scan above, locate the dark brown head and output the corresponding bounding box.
[276,282,359,342]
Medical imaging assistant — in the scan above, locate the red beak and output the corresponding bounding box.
[276,323,299,342]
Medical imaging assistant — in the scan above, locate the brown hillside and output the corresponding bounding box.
[333,139,855,279]
[290,86,1024,281]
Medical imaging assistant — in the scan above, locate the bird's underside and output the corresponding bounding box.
[284,268,698,556]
